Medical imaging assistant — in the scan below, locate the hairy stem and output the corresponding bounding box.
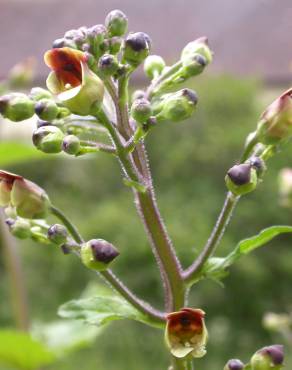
[96,108,185,311]
[100,269,165,326]
[50,204,164,324]
[0,211,29,331]
[184,192,238,284]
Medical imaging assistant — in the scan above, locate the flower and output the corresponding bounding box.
[257,88,292,144]
[165,308,208,359]
[0,170,50,219]
[44,47,104,115]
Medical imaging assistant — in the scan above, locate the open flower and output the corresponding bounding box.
[165,308,208,359]
[44,47,104,115]
[0,170,50,219]
[257,88,292,144]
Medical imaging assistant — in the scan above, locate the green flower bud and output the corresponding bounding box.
[105,10,128,37]
[0,93,35,122]
[180,54,207,78]
[32,126,64,153]
[62,135,81,155]
[47,224,68,245]
[30,87,53,101]
[98,54,119,76]
[109,37,123,54]
[181,37,213,65]
[256,88,292,144]
[225,164,258,196]
[224,359,244,370]
[144,55,166,79]
[86,25,106,45]
[6,218,31,239]
[131,98,152,124]
[81,239,119,271]
[250,345,284,370]
[35,98,59,121]
[122,32,151,67]
[155,89,198,122]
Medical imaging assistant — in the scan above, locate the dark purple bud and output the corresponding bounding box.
[248,156,265,175]
[90,239,119,263]
[227,164,251,186]
[258,344,284,365]
[61,243,71,255]
[224,359,244,370]
[182,88,198,104]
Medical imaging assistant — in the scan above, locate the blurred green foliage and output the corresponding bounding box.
[1,75,292,369]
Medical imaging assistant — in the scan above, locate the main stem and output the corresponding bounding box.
[98,87,185,312]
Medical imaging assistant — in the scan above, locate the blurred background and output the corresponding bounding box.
[1,0,292,369]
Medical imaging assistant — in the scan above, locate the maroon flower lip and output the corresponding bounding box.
[44,47,87,90]
[166,308,205,339]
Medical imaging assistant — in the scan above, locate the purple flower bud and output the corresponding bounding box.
[224,359,244,370]
[81,239,119,271]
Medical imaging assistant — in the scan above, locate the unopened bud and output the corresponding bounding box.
[30,87,53,101]
[81,239,119,271]
[155,89,198,122]
[105,10,128,37]
[132,90,146,102]
[180,54,207,78]
[98,54,119,76]
[48,224,68,245]
[32,126,64,153]
[250,345,284,370]
[122,32,151,66]
[247,157,265,176]
[225,164,257,196]
[256,88,292,144]
[131,98,152,124]
[35,98,59,121]
[0,93,35,122]
[144,55,166,79]
[62,135,81,155]
[181,37,213,65]
[7,218,31,239]
[53,38,77,49]
[224,359,244,370]
[109,37,123,54]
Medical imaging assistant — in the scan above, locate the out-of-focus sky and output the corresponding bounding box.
[0,0,291,81]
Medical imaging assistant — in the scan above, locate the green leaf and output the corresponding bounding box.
[32,320,102,357]
[236,225,292,255]
[59,293,163,330]
[204,226,292,281]
[0,329,55,370]
[0,142,46,166]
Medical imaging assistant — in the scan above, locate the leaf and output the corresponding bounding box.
[0,142,46,166]
[32,320,102,357]
[204,226,292,281]
[236,225,292,255]
[0,329,55,370]
[59,293,163,330]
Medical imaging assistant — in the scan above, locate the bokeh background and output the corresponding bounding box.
[1,0,292,369]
